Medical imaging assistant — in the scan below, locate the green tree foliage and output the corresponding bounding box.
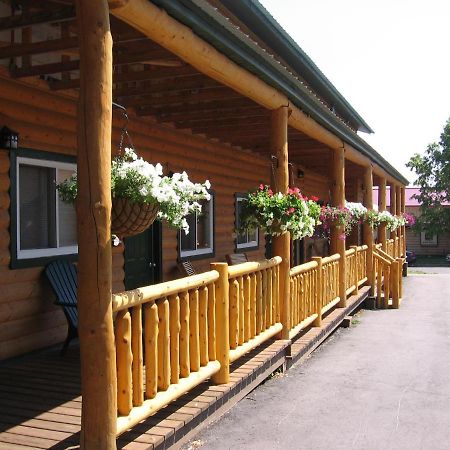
[407,118,450,234]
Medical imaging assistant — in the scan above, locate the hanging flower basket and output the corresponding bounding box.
[57,148,210,238]
[239,185,321,241]
[111,197,159,237]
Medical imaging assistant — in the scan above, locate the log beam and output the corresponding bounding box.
[0,6,75,31]
[270,106,290,339]
[75,0,117,448]
[109,0,405,187]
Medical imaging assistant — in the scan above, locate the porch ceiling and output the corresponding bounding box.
[0,0,358,178]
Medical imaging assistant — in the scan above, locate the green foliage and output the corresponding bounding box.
[240,185,321,241]
[407,118,450,234]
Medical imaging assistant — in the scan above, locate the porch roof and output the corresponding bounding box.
[150,0,408,185]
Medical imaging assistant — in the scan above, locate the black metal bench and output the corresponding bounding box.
[45,260,78,355]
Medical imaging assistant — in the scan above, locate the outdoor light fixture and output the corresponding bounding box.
[0,126,18,149]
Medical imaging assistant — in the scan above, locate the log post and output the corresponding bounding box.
[363,165,374,296]
[396,185,402,257]
[75,1,116,448]
[378,177,387,252]
[271,106,291,339]
[390,183,397,241]
[211,263,230,384]
[331,146,347,307]
[401,186,406,257]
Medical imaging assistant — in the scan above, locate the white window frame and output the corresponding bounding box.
[179,195,214,259]
[16,156,78,260]
[235,195,259,250]
[420,231,438,247]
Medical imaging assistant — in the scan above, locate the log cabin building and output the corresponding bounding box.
[0,1,409,448]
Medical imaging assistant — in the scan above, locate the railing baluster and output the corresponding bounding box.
[266,268,272,329]
[199,286,209,366]
[131,305,143,407]
[169,294,180,384]
[189,289,200,372]
[244,274,251,342]
[238,276,245,345]
[261,269,267,331]
[250,273,257,338]
[207,283,216,361]
[229,279,239,349]
[144,303,158,399]
[157,298,170,391]
[179,291,190,378]
[116,310,133,416]
[256,271,263,334]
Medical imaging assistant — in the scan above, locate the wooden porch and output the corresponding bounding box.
[0,284,370,450]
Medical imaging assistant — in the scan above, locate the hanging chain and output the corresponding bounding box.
[270,155,278,192]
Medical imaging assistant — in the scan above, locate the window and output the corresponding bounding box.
[235,194,259,250]
[420,231,438,247]
[179,194,214,259]
[11,149,77,267]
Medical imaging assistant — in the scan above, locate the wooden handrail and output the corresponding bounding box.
[112,271,219,312]
[322,253,341,265]
[228,256,282,278]
[290,260,318,276]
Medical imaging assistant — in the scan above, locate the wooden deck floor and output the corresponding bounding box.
[0,287,369,450]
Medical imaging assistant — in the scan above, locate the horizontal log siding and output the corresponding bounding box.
[405,206,450,256]
[0,73,279,359]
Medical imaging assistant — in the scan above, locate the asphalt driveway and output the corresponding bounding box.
[187,269,450,450]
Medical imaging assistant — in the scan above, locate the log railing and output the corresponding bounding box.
[289,253,340,337]
[372,245,403,310]
[355,245,368,287]
[321,254,341,313]
[111,271,221,435]
[345,248,357,296]
[227,257,283,363]
[289,260,320,338]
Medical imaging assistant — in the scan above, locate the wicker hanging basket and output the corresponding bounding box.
[111,197,159,238]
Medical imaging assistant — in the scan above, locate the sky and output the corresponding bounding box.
[260,0,450,184]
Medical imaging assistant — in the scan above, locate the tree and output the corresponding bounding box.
[406,117,450,234]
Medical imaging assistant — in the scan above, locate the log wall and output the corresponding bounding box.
[0,72,279,359]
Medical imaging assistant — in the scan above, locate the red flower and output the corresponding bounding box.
[304,196,309,201]
[311,195,319,202]
[259,184,264,190]
[268,189,273,196]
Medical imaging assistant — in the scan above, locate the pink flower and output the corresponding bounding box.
[311,195,319,202]
[289,207,295,214]
[268,189,273,196]
[259,184,264,190]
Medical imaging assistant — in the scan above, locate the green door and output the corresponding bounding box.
[124,222,162,290]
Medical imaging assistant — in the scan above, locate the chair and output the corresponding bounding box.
[178,260,197,276]
[226,253,248,265]
[45,260,78,355]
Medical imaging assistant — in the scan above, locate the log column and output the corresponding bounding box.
[331,146,347,307]
[390,183,397,241]
[76,1,116,448]
[378,177,387,251]
[363,166,374,295]
[396,185,402,257]
[401,186,406,257]
[271,106,290,339]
